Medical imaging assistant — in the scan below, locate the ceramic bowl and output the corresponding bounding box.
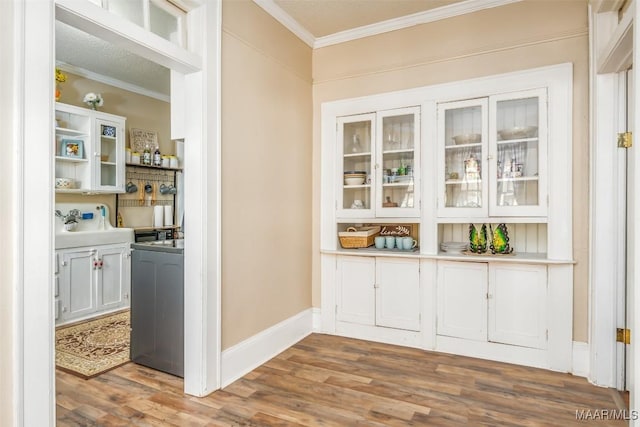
[344,176,365,185]
[498,126,538,140]
[55,177,75,189]
[452,133,481,145]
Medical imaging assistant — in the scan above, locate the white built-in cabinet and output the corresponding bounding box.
[336,256,420,332]
[55,102,126,193]
[55,243,131,325]
[437,261,547,349]
[321,64,574,373]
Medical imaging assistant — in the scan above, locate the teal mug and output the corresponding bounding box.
[385,236,396,249]
[401,237,417,250]
[374,236,385,249]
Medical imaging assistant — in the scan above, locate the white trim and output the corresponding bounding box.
[220,309,313,388]
[312,307,321,332]
[314,0,523,49]
[597,2,634,73]
[18,1,56,425]
[252,0,521,50]
[573,341,590,378]
[251,0,315,47]
[55,62,170,102]
[436,336,549,369]
[182,1,222,397]
[589,6,629,390]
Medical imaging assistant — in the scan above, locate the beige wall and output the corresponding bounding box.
[55,73,171,227]
[221,1,313,349]
[312,0,590,341]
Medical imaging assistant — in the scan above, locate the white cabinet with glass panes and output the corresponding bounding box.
[55,103,126,194]
[437,88,547,218]
[337,107,420,219]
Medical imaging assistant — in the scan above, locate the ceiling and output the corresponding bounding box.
[55,0,469,99]
[274,0,464,38]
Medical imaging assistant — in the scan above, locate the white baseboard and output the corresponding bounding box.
[220,308,313,388]
[312,307,321,332]
[572,341,589,378]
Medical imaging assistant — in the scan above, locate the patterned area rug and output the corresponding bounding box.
[55,310,130,379]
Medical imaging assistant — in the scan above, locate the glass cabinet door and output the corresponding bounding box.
[376,107,420,217]
[437,98,488,217]
[489,89,547,216]
[337,113,374,218]
[95,119,124,192]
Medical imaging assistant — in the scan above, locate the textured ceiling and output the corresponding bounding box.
[274,0,466,37]
[55,21,170,97]
[55,0,466,96]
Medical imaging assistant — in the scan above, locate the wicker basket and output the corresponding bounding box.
[338,226,381,249]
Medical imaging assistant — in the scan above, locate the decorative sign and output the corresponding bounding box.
[379,225,413,237]
[129,128,158,153]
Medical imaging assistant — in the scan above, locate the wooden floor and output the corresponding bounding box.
[57,334,627,426]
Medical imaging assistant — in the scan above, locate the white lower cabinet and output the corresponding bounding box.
[56,243,130,324]
[437,260,547,349]
[437,261,487,341]
[337,256,420,332]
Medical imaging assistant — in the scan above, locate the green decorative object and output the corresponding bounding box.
[469,224,487,254]
[490,223,514,254]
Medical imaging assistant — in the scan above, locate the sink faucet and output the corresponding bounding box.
[55,209,80,224]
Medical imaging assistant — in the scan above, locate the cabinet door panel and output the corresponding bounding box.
[336,256,375,325]
[63,251,96,318]
[375,258,420,331]
[337,114,375,218]
[489,89,548,217]
[437,261,487,341]
[95,118,125,192]
[99,247,126,309]
[488,264,547,349]
[437,99,489,218]
[375,107,421,218]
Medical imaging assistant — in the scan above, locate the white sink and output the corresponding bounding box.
[54,202,134,249]
[55,228,134,250]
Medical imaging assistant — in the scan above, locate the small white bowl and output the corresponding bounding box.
[345,176,365,185]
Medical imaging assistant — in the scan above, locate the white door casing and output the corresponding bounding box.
[11,1,221,425]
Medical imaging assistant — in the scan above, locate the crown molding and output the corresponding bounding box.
[252,0,316,47]
[314,0,523,48]
[253,0,523,50]
[56,62,170,102]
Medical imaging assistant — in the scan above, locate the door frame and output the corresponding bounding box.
[588,0,637,402]
[6,0,221,424]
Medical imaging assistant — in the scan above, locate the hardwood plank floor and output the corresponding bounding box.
[56,334,627,426]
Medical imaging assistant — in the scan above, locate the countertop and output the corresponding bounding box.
[131,239,184,254]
